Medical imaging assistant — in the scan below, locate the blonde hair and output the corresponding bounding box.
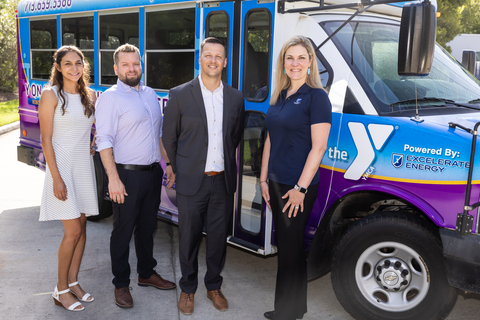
[113,43,141,65]
[270,36,323,105]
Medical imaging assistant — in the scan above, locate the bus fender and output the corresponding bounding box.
[307,183,445,281]
[334,183,445,226]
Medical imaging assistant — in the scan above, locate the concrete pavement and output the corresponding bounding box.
[1,128,479,319]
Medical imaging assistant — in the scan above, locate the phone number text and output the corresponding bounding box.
[24,0,73,13]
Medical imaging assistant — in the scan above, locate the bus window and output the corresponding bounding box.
[31,19,57,80]
[62,17,94,83]
[206,12,229,83]
[315,49,333,92]
[145,8,195,90]
[318,57,330,90]
[307,38,333,91]
[242,10,271,102]
[100,13,139,85]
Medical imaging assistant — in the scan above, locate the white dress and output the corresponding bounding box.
[39,86,99,221]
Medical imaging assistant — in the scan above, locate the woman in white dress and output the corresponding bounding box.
[38,46,99,312]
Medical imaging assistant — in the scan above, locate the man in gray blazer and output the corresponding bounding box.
[163,37,244,316]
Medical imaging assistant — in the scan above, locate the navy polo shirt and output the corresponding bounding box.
[265,83,332,186]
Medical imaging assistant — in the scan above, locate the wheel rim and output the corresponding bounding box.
[355,241,430,312]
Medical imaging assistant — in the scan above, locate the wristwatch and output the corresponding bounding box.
[166,162,171,166]
[294,184,308,194]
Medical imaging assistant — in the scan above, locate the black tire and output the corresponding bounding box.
[331,212,457,320]
[87,152,113,222]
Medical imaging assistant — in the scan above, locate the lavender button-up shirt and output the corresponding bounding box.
[95,79,163,165]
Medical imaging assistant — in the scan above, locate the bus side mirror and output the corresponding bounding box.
[398,1,437,76]
[462,50,476,75]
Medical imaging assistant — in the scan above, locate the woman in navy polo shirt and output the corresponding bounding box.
[260,36,332,320]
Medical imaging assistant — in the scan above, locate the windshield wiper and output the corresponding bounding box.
[468,98,480,104]
[390,97,455,107]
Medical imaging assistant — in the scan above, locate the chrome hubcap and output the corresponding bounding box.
[375,257,412,291]
[355,241,430,312]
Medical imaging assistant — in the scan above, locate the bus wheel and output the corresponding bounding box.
[331,212,457,320]
[87,152,113,222]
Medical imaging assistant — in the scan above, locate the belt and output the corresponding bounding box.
[116,163,159,172]
[205,171,224,176]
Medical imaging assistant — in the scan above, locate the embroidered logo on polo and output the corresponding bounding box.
[344,123,394,180]
[293,98,302,105]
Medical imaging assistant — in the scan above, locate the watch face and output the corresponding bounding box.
[295,184,307,194]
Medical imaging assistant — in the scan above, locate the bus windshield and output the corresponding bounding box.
[322,21,480,115]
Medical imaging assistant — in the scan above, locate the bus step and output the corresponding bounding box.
[227,236,262,253]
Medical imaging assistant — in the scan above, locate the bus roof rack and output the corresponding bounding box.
[278,0,418,14]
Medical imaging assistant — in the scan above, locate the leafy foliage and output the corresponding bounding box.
[459,0,480,34]
[436,0,467,51]
[437,0,480,52]
[0,0,20,92]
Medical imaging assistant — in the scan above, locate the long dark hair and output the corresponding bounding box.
[48,46,94,118]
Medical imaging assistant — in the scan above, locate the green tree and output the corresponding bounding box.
[436,0,468,52]
[437,0,480,52]
[0,0,19,92]
[459,0,480,34]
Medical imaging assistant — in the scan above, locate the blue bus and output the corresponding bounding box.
[16,0,480,319]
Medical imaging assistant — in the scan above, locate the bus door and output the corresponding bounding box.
[202,1,235,85]
[159,1,236,222]
[230,0,276,255]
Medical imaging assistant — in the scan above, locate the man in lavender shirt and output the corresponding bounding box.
[95,44,176,308]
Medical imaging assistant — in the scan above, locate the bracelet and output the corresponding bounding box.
[166,162,171,166]
[260,181,268,184]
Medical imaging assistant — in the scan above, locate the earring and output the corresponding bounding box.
[284,69,286,74]
[307,68,311,75]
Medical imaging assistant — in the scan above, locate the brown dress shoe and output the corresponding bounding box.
[207,289,228,312]
[114,287,133,308]
[138,271,176,290]
[178,292,194,315]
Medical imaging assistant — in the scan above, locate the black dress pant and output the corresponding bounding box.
[270,180,319,320]
[177,173,233,294]
[110,165,163,289]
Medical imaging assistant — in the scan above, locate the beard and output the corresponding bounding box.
[119,72,142,87]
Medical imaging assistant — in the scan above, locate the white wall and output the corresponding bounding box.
[446,34,480,61]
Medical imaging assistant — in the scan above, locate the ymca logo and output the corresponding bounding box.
[391,153,404,169]
[344,122,394,180]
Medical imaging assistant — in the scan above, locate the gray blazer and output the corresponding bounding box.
[163,77,245,196]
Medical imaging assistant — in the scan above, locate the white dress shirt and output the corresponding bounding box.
[199,75,224,172]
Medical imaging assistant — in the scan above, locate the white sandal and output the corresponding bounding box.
[52,286,84,311]
[69,281,94,302]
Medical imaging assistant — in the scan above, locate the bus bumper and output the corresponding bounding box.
[17,145,35,166]
[439,228,480,294]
